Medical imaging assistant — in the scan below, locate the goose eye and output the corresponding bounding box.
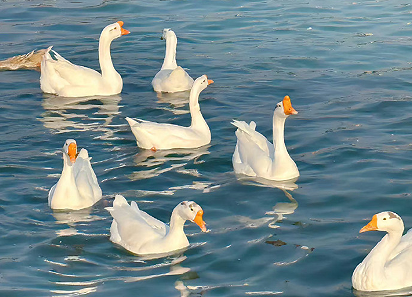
[383,218,387,220]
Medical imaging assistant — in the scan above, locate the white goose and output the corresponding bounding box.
[232,96,299,181]
[106,195,206,255]
[48,139,102,210]
[151,28,194,93]
[126,75,213,150]
[353,211,412,292]
[40,21,130,97]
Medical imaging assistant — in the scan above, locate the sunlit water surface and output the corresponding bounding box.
[1,0,412,296]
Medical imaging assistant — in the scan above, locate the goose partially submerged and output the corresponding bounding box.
[0,49,47,71]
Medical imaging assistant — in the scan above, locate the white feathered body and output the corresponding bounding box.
[48,148,102,210]
[152,66,193,93]
[232,119,299,181]
[126,117,210,150]
[353,229,412,291]
[106,195,189,255]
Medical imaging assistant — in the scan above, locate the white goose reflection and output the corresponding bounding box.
[120,255,191,282]
[265,189,298,229]
[235,175,298,229]
[130,146,210,181]
[353,287,412,297]
[52,208,103,237]
[40,94,121,138]
[156,91,190,114]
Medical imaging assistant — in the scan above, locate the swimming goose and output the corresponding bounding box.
[106,195,206,255]
[232,96,299,181]
[353,211,412,291]
[151,28,194,93]
[48,139,102,210]
[40,21,129,97]
[126,75,213,150]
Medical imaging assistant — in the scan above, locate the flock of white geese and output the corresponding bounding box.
[3,20,412,293]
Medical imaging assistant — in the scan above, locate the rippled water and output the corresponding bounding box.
[2,0,412,296]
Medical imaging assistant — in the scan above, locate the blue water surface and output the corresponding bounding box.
[1,0,412,296]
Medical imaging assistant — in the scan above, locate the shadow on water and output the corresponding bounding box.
[39,94,122,137]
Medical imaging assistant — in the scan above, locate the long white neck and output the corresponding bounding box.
[269,113,299,179]
[189,84,209,135]
[98,33,118,78]
[61,153,75,180]
[272,114,288,157]
[161,36,178,70]
[164,209,189,248]
[365,230,402,269]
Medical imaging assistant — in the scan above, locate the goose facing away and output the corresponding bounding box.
[232,96,299,181]
[352,211,412,292]
[151,28,194,93]
[106,195,206,255]
[48,139,102,210]
[127,75,213,150]
[40,21,129,97]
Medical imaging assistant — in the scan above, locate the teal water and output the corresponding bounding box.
[1,0,412,296]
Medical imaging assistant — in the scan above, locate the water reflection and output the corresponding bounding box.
[156,91,190,114]
[353,287,412,297]
[235,175,298,191]
[130,146,210,181]
[265,189,298,229]
[121,255,191,282]
[235,175,298,229]
[52,208,102,236]
[40,94,121,138]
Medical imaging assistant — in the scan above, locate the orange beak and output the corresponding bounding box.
[117,21,130,36]
[360,214,378,233]
[194,210,207,232]
[283,96,298,115]
[68,142,77,163]
[208,79,214,85]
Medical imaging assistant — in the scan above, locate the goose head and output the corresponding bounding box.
[161,28,177,42]
[193,75,214,93]
[274,96,298,119]
[360,211,404,234]
[176,201,207,232]
[101,21,130,41]
[63,139,78,164]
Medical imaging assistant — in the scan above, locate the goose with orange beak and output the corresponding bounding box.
[40,21,129,97]
[352,211,412,291]
[127,75,213,150]
[48,139,102,210]
[232,96,299,181]
[106,195,206,255]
